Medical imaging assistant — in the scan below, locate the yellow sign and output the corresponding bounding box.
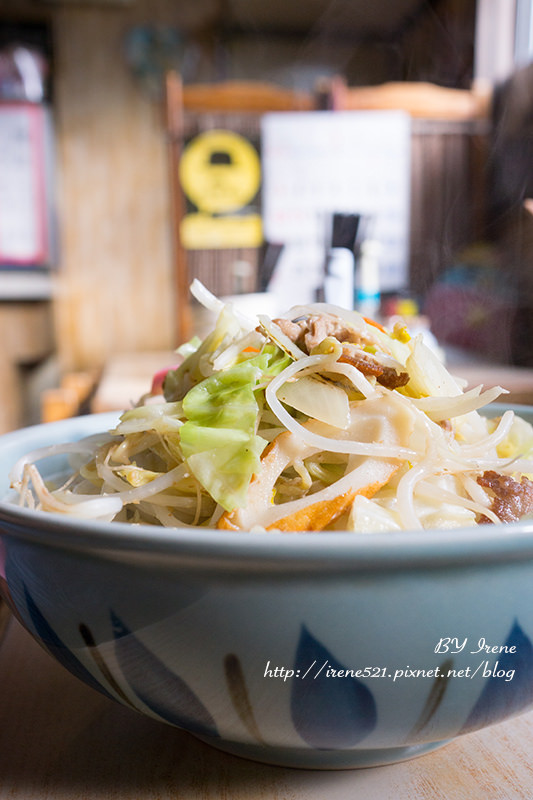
[179,129,262,249]
[180,212,263,249]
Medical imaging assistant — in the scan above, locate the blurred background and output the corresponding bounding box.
[0,0,532,432]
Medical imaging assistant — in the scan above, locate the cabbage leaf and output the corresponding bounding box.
[180,346,289,511]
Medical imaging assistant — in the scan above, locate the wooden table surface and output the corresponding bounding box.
[1,608,533,799]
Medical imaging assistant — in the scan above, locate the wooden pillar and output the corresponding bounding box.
[165,71,192,346]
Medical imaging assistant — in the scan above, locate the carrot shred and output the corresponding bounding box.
[242,346,261,353]
[363,316,387,333]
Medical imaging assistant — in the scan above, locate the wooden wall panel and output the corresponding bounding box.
[409,119,489,297]
[51,4,180,371]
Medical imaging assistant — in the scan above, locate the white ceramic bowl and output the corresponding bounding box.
[1,409,533,769]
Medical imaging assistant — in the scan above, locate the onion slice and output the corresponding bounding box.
[411,385,507,422]
[278,375,350,430]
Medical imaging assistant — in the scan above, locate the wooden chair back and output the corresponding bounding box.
[324,75,492,119]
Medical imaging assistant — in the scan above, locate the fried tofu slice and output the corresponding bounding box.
[218,393,413,532]
[218,429,398,532]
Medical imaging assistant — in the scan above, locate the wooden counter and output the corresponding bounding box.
[0,610,532,799]
[0,300,55,434]
[90,351,178,413]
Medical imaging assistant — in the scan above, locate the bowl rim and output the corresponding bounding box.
[1,407,533,573]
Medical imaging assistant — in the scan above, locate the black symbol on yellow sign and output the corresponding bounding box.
[179,129,263,249]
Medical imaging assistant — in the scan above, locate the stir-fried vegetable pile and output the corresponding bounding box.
[10,281,533,532]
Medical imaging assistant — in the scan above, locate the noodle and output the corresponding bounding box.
[9,285,533,533]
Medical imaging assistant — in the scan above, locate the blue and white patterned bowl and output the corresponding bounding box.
[1,410,533,769]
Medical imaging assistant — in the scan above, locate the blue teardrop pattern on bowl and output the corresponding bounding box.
[290,625,377,749]
[460,619,533,734]
[110,610,219,738]
[23,584,115,701]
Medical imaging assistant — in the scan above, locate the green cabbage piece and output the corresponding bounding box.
[180,346,289,511]
[163,307,241,401]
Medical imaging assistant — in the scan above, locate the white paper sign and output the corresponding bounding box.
[261,111,411,293]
